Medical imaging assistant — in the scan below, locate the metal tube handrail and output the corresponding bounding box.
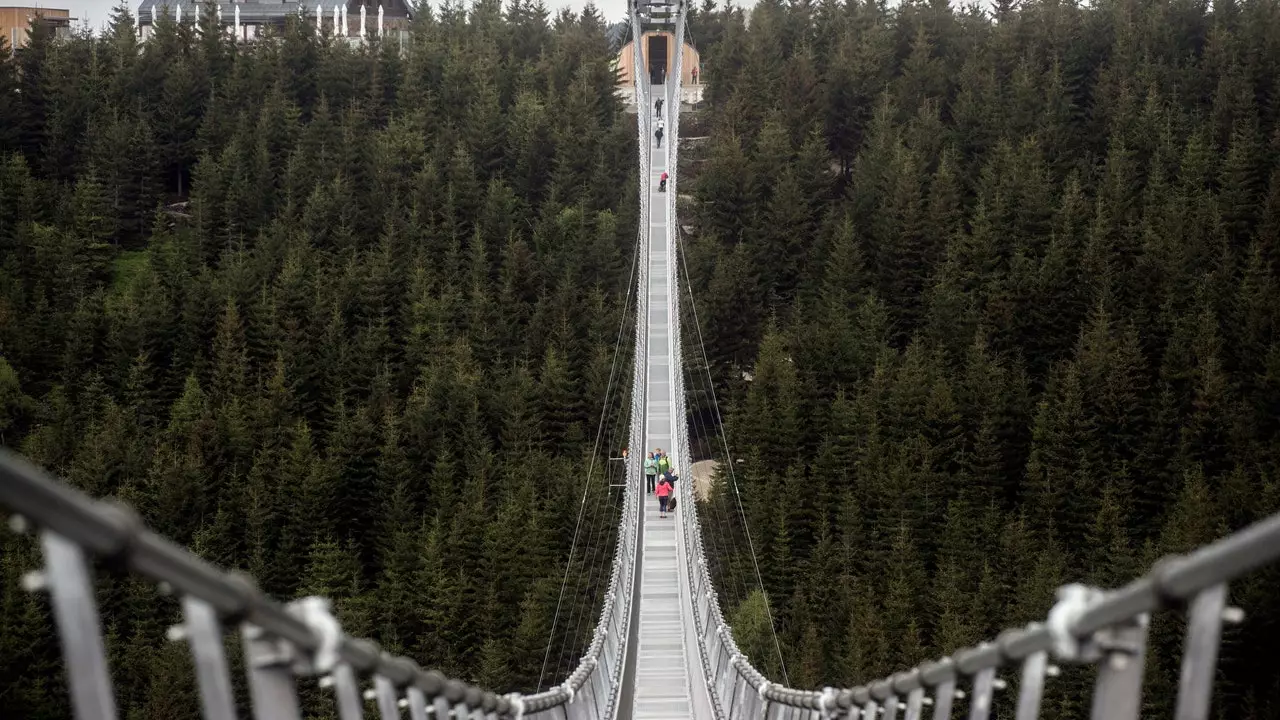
[0,450,518,714]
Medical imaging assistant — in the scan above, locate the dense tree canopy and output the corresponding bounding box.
[683,0,1280,716]
[0,1,636,716]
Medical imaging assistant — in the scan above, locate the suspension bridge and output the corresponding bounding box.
[5,3,1280,720]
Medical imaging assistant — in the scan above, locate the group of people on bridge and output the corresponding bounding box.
[645,449,678,518]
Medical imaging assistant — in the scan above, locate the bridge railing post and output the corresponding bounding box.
[37,529,120,720]
[1011,648,1048,720]
[176,595,238,720]
[1173,583,1230,720]
[330,663,366,720]
[1084,615,1148,720]
[241,621,305,720]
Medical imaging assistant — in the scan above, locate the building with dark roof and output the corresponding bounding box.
[136,0,411,44]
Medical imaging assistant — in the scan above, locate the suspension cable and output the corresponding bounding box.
[536,205,643,692]
[676,223,790,685]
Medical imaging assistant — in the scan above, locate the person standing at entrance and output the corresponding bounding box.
[692,66,699,84]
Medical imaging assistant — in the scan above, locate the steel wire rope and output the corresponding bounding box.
[536,193,645,692]
[681,277,752,633]
[552,334,635,679]
[545,307,634,691]
[675,221,791,685]
[667,209,754,621]
[544,273,638,689]
[554,405,629,683]
[673,248,753,614]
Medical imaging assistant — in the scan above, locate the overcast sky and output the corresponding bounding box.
[58,0,760,33]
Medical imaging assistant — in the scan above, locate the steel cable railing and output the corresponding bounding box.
[0,417,638,720]
[658,8,1280,720]
[0,20,656,720]
[0,449,521,720]
[518,14,653,717]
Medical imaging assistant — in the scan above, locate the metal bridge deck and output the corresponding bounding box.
[631,83,715,720]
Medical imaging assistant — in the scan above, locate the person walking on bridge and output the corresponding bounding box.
[658,171,668,192]
[656,475,672,518]
[655,124,664,148]
[644,452,657,494]
[656,449,670,476]
[655,97,663,116]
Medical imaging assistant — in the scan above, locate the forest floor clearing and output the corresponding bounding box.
[692,459,718,501]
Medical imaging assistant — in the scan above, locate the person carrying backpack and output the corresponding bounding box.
[655,125,664,147]
[644,452,658,494]
[656,476,672,518]
[657,451,670,476]
[658,171,668,192]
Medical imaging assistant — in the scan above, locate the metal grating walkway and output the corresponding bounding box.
[631,76,716,720]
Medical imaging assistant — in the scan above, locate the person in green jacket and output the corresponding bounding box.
[644,452,658,494]
[656,450,671,477]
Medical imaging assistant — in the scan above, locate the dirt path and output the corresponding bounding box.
[691,459,719,501]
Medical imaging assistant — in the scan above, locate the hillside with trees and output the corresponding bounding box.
[681,0,1280,717]
[0,2,636,717]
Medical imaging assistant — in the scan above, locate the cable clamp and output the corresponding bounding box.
[506,693,525,720]
[562,682,575,704]
[758,681,771,701]
[1047,583,1105,662]
[819,687,838,720]
[285,596,343,675]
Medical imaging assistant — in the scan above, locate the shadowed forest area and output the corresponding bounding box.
[3,0,1280,716]
[680,0,1280,716]
[0,1,638,717]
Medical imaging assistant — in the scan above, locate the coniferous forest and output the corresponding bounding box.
[679,0,1280,718]
[3,0,1280,718]
[0,2,637,717]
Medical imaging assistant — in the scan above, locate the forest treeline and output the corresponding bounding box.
[0,2,637,717]
[682,0,1280,717]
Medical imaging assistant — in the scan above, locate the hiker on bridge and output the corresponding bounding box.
[655,124,664,147]
[658,171,668,192]
[655,97,663,116]
[656,475,673,518]
[656,448,670,476]
[645,452,657,494]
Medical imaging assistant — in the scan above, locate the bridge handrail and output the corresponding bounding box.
[668,203,1280,717]
[657,9,1280,714]
[0,449,526,719]
[667,260,1280,720]
[518,8,653,719]
[0,13,653,720]
[684,494,1280,719]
